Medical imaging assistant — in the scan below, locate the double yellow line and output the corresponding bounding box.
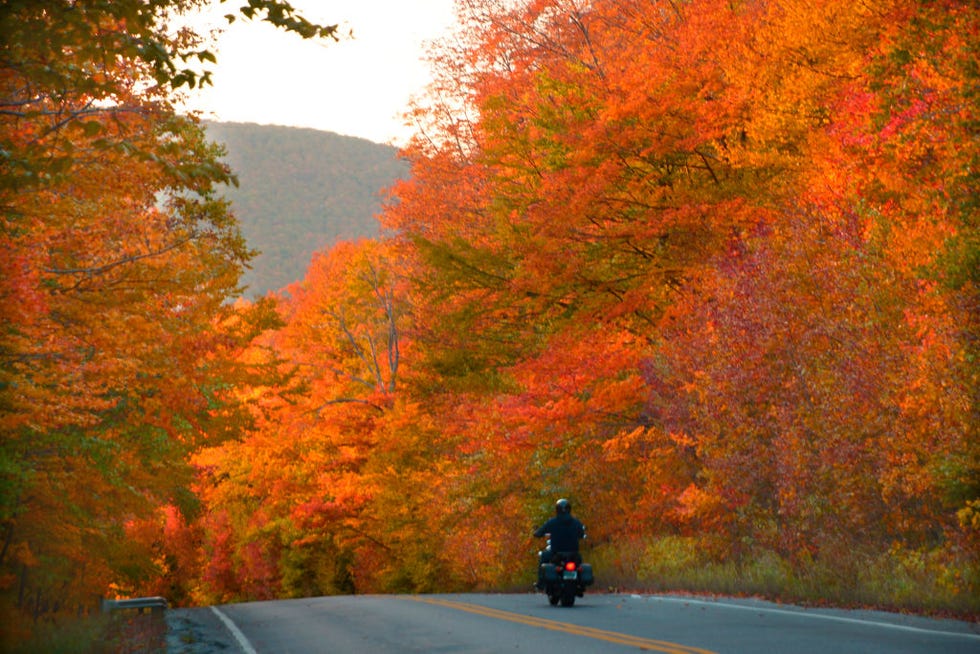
[407,596,716,653]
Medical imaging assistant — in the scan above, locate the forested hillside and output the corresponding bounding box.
[204,122,407,296]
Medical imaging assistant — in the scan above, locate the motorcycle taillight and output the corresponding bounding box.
[564,561,577,571]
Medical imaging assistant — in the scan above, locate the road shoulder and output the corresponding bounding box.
[165,607,238,653]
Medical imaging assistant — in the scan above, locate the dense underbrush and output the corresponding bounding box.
[2,611,165,654]
[586,537,980,620]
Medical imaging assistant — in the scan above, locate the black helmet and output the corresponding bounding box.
[555,498,571,515]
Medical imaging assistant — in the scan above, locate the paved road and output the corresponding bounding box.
[168,593,980,653]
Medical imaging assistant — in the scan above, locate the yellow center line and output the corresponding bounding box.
[405,596,717,654]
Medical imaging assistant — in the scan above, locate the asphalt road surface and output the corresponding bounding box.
[166,593,980,653]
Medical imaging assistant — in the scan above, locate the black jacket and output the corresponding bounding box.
[534,514,585,553]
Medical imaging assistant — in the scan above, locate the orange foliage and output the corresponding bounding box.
[116,0,980,605]
[0,2,275,633]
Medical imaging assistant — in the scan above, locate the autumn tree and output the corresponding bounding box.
[633,0,978,600]
[376,0,978,601]
[381,0,780,582]
[0,0,338,638]
[189,239,457,599]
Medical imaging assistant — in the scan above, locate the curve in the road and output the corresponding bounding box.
[211,606,258,654]
[407,596,716,654]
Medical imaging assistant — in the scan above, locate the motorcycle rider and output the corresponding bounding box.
[534,498,585,589]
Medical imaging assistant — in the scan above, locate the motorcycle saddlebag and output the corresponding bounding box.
[541,563,558,583]
[578,563,594,585]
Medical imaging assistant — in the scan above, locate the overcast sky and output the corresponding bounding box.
[178,0,458,145]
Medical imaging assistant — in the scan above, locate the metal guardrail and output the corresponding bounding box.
[101,596,168,614]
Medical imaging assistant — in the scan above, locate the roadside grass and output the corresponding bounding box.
[4,611,166,654]
[586,536,979,619]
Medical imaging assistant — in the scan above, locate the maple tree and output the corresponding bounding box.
[622,0,978,586]
[0,0,340,639]
[371,0,978,597]
[189,239,435,600]
[380,0,771,581]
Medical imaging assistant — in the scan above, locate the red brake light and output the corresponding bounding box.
[565,561,576,571]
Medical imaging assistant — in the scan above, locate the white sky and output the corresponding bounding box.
[178,1,458,145]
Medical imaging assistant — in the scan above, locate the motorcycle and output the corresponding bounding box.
[537,541,594,607]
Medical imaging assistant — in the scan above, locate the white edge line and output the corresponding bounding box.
[645,596,980,640]
[211,605,259,654]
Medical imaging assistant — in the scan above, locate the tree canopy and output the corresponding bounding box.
[0,0,338,638]
[2,0,977,639]
[174,0,978,612]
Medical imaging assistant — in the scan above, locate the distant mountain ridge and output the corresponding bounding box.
[204,122,408,297]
